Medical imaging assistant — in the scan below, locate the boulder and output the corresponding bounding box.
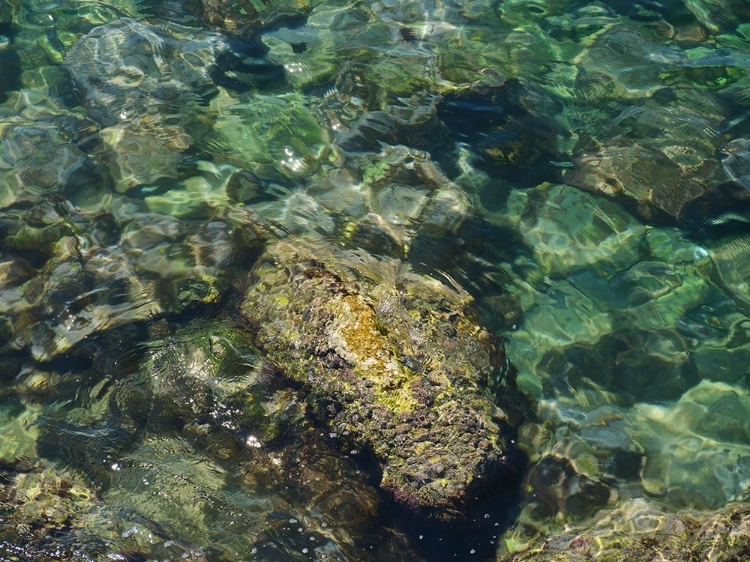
[242,237,521,522]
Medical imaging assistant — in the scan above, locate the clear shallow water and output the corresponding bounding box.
[2,0,750,560]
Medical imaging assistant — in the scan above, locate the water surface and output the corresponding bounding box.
[2,0,750,560]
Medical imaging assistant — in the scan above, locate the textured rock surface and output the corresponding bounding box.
[63,18,228,127]
[195,0,314,37]
[62,18,287,194]
[242,237,520,522]
[501,499,750,561]
[0,91,101,210]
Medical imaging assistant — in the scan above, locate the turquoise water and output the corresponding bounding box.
[2,0,750,560]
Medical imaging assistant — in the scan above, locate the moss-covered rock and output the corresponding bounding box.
[241,237,521,522]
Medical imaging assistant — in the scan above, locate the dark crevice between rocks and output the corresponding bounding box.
[603,0,697,25]
[212,37,288,93]
[305,389,529,561]
[384,440,527,562]
[678,183,750,241]
[435,89,562,188]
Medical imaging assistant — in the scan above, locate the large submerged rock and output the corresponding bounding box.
[63,18,286,194]
[241,237,520,522]
[63,18,233,127]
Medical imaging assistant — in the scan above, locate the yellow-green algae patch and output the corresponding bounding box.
[326,293,419,413]
[241,238,520,522]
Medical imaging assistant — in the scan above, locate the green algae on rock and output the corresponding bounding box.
[0,462,111,561]
[241,237,520,522]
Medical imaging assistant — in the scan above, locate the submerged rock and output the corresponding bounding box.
[0,91,102,210]
[0,122,88,208]
[630,380,750,509]
[0,462,110,561]
[242,237,521,522]
[63,18,286,194]
[23,314,419,560]
[519,454,611,524]
[709,233,750,313]
[194,0,314,37]
[553,25,750,231]
[502,498,750,561]
[504,183,647,278]
[63,18,230,127]
[207,91,329,185]
[304,144,473,258]
[0,199,263,362]
[62,18,220,193]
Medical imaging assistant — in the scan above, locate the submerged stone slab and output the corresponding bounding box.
[503,498,750,561]
[63,18,288,194]
[241,238,517,522]
[64,18,229,127]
